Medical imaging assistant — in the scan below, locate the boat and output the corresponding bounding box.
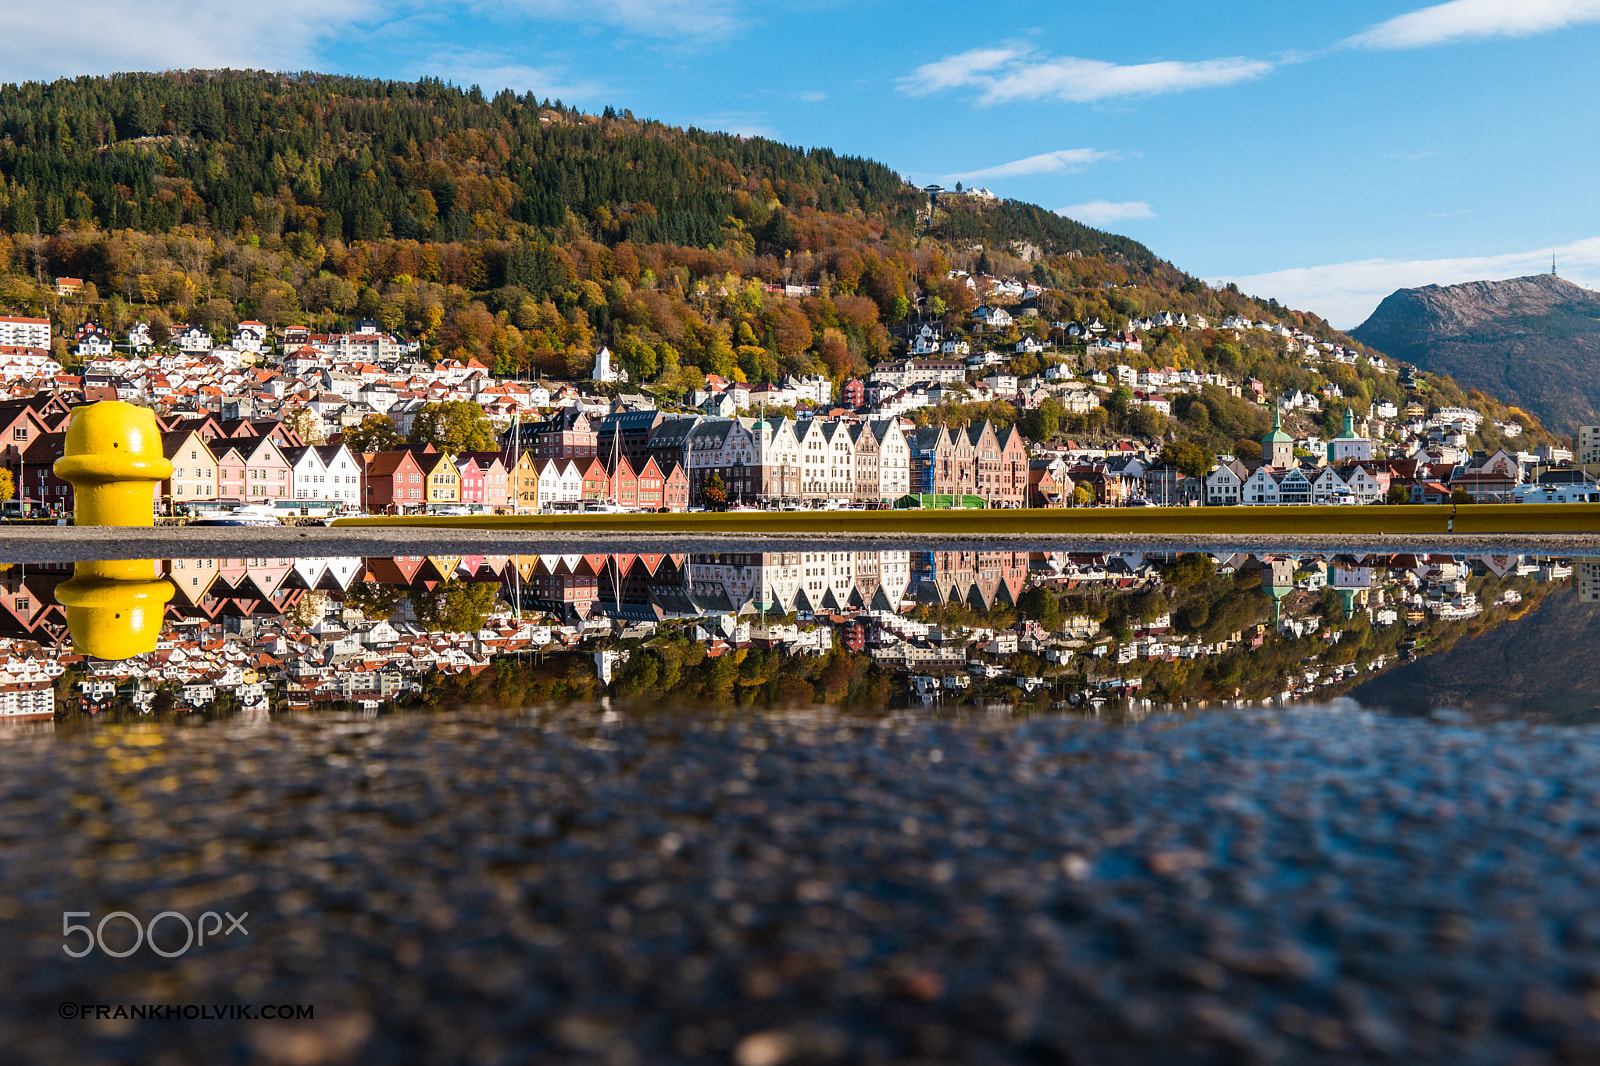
[192,503,281,527]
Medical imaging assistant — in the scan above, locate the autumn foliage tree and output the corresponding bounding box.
[341,414,405,453]
[408,402,496,453]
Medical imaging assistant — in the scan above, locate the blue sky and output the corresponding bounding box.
[6,0,1600,326]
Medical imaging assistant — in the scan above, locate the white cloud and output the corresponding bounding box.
[0,0,747,85]
[1217,237,1600,329]
[1057,200,1155,226]
[942,148,1116,183]
[899,44,1272,105]
[1345,0,1600,50]
[796,90,827,102]
[0,0,377,82]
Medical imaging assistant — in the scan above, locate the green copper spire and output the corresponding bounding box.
[1263,404,1293,467]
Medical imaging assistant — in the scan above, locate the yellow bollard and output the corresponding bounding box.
[55,559,175,660]
[53,401,172,527]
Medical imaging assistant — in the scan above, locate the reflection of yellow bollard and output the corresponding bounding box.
[55,559,174,660]
[53,401,172,527]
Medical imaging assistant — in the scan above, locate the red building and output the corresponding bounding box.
[611,456,641,510]
[578,457,610,501]
[363,450,428,513]
[633,456,668,510]
[662,461,690,511]
[840,378,865,408]
[1028,461,1066,507]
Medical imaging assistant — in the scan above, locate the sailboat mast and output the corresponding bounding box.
[511,411,520,515]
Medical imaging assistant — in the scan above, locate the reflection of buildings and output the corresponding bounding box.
[1331,560,1373,612]
[1580,561,1600,603]
[492,550,918,628]
[0,653,57,720]
[7,546,1593,718]
[164,556,314,621]
[0,562,72,644]
[914,551,1028,610]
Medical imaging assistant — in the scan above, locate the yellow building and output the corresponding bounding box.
[513,451,541,513]
[416,450,460,507]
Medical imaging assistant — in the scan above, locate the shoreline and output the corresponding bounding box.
[3,525,1600,563]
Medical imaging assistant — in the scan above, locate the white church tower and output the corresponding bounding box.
[591,346,627,385]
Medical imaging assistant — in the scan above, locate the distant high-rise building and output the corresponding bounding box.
[1578,426,1600,465]
[1580,561,1600,604]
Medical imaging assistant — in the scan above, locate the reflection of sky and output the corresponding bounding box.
[0,552,1594,722]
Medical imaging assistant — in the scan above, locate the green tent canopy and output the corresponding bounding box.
[894,494,988,509]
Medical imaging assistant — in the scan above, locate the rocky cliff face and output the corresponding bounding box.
[1351,274,1600,435]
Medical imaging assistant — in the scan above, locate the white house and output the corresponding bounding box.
[868,417,910,500]
[233,321,268,354]
[972,306,1014,332]
[0,350,62,379]
[909,325,941,356]
[1204,460,1248,506]
[174,325,214,353]
[1310,466,1352,504]
[1242,466,1317,506]
[291,444,362,506]
[76,321,115,357]
[1337,464,1385,504]
[785,374,832,406]
[537,458,583,504]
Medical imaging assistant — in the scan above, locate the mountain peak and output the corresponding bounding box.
[1351,273,1600,434]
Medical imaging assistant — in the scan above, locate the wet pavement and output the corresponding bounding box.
[4,524,1600,563]
[4,703,1600,1065]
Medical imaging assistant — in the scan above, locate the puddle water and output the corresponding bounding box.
[3,546,1599,1064]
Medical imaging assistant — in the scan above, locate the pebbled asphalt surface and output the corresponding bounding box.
[3,524,1600,562]
[3,703,1600,1065]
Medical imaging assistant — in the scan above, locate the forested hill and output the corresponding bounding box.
[2,69,1494,455]
[0,70,1149,264]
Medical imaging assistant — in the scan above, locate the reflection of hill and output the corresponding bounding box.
[1349,586,1600,721]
